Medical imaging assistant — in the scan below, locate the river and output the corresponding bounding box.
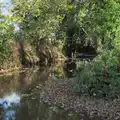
[0,62,84,120]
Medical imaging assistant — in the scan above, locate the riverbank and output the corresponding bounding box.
[0,41,65,76]
[0,67,20,76]
[26,78,120,120]
[0,67,31,77]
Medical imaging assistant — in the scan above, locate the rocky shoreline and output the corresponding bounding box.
[26,79,120,120]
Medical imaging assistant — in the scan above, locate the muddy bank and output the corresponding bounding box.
[25,79,120,120]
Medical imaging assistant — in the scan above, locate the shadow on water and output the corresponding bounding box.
[0,61,93,120]
[15,94,87,120]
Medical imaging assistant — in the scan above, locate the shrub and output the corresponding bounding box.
[0,22,14,68]
[73,51,120,99]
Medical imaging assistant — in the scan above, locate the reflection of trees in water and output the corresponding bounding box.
[44,60,76,79]
[0,63,65,97]
[0,75,20,98]
[0,61,75,98]
[0,67,47,97]
[0,93,20,120]
[0,62,77,120]
[15,94,80,120]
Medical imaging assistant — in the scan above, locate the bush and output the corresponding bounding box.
[0,22,14,68]
[73,51,120,99]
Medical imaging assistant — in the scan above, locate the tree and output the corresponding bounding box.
[0,11,14,67]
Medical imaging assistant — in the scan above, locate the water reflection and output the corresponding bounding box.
[0,92,20,120]
[16,94,81,120]
[0,62,77,120]
[15,90,98,120]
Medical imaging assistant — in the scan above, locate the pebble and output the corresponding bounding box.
[32,79,120,120]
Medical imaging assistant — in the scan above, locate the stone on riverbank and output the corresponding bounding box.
[25,79,120,120]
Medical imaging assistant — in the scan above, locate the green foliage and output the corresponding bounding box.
[73,51,120,98]
[81,0,120,50]
[10,0,120,48]
[10,1,120,99]
[12,0,71,43]
[0,20,14,68]
[11,0,120,52]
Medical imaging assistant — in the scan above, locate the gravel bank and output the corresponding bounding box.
[30,79,120,120]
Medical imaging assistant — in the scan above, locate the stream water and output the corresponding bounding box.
[0,62,79,120]
[0,63,96,120]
